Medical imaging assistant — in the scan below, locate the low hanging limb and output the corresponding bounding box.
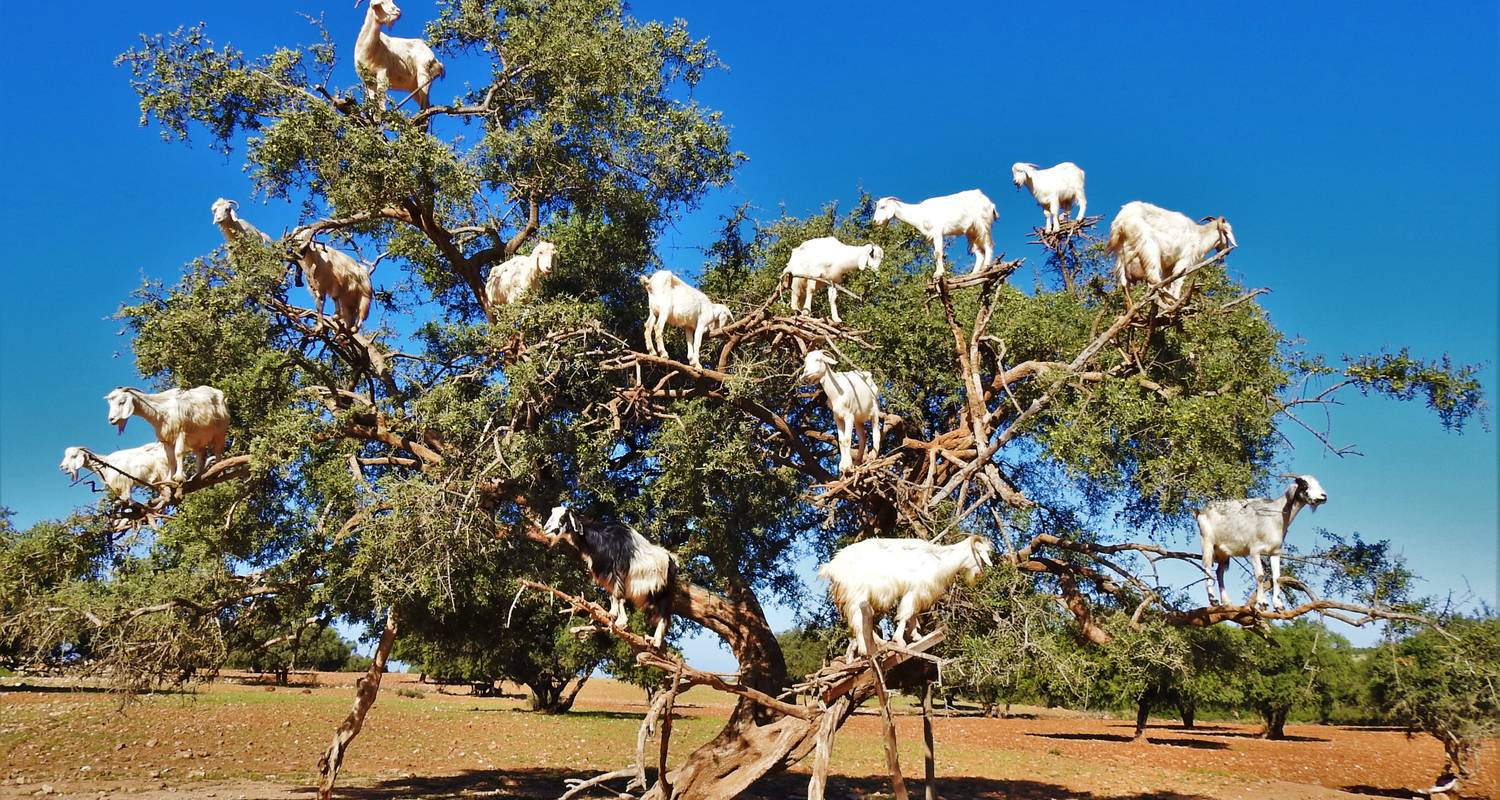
[518,579,811,721]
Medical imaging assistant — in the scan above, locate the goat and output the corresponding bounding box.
[1010,162,1087,233]
[290,231,373,332]
[484,241,557,308]
[210,198,273,248]
[1195,474,1328,610]
[872,190,996,276]
[59,443,172,500]
[104,386,230,485]
[639,270,734,369]
[1107,201,1236,304]
[781,237,883,324]
[801,349,881,474]
[818,534,994,657]
[542,505,676,648]
[355,0,446,110]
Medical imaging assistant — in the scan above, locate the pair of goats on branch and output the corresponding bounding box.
[211,199,375,333]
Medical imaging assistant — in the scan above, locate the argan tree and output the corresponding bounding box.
[0,1,1485,798]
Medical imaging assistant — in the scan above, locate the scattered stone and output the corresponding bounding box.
[114,743,126,751]
[37,785,54,796]
[145,739,158,748]
[175,749,194,759]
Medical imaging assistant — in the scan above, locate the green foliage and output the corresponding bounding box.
[224,624,361,680]
[1369,615,1500,778]
[776,625,839,681]
[1241,620,1358,738]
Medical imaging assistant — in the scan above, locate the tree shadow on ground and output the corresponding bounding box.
[0,682,169,696]
[1341,786,1417,798]
[311,767,1221,799]
[1177,728,1329,743]
[1025,732,1228,750]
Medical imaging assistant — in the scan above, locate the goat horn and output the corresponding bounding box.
[1200,216,1217,223]
[1276,472,1300,479]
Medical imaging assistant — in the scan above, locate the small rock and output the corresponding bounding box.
[175,749,194,759]
[37,785,54,796]
[79,765,91,772]
[114,743,126,751]
[300,688,312,694]
[263,686,275,692]
[148,770,161,779]
[280,721,290,728]
[145,739,158,748]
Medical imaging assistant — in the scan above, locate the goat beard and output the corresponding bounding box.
[115,419,127,434]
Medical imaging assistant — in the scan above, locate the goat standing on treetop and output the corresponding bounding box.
[355,0,446,111]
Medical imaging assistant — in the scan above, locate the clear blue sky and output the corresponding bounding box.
[1,2,1495,666]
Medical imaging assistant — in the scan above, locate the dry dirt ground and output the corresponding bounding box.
[2,672,1495,800]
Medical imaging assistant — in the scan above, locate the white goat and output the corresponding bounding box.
[59,443,172,500]
[639,270,734,369]
[210,198,273,247]
[1107,201,1237,304]
[1195,474,1328,610]
[290,231,373,332]
[800,349,881,475]
[484,241,557,309]
[104,386,230,485]
[872,190,996,276]
[543,505,677,648]
[819,535,994,657]
[781,237,883,324]
[1011,162,1087,233]
[355,0,446,110]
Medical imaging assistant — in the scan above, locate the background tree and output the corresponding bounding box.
[1370,615,1500,783]
[0,1,1486,798]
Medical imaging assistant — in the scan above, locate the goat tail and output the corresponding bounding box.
[431,58,447,80]
[1105,221,1126,255]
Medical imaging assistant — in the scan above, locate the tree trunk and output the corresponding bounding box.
[1133,699,1151,739]
[1178,702,1196,730]
[1260,705,1288,740]
[317,608,397,800]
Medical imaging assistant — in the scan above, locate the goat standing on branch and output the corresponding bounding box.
[1196,474,1328,610]
[1107,201,1237,305]
[873,190,996,276]
[640,269,733,369]
[60,443,171,500]
[819,534,994,657]
[104,386,229,485]
[485,240,557,309]
[1011,162,1087,234]
[543,505,677,648]
[801,349,882,475]
[290,231,374,333]
[355,0,446,110]
[781,237,883,324]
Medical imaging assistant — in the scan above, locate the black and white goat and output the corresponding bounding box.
[542,505,677,647]
[1194,474,1328,610]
